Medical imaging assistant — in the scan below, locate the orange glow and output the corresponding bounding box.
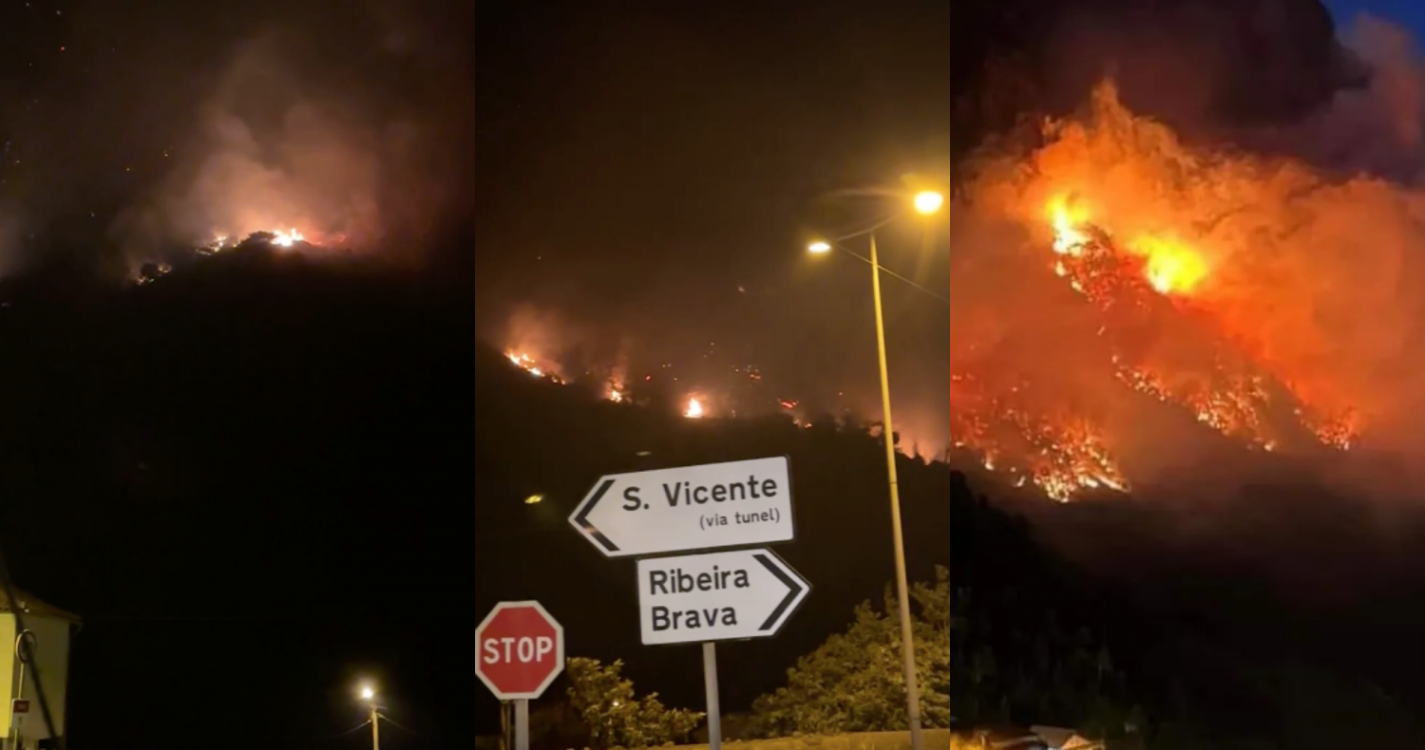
[272,228,305,247]
[505,351,564,384]
[684,397,705,419]
[1125,236,1208,295]
[1047,195,1092,256]
[951,373,1128,502]
[942,80,1394,500]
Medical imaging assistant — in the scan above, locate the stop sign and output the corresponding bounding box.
[476,600,565,700]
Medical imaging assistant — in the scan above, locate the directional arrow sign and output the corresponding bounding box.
[570,457,794,558]
[636,548,810,645]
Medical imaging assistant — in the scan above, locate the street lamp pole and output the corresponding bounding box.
[808,188,944,750]
[360,685,381,750]
[868,232,923,750]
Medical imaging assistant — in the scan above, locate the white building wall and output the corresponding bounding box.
[0,613,71,743]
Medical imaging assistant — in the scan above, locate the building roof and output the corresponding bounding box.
[0,588,80,623]
[1030,726,1104,750]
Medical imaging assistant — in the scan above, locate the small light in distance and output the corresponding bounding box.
[524,494,544,505]
[913,190,944,215]
[807,241,831,254]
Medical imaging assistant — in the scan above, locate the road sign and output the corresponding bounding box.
[637,548,810,645]
[570,456,794,558]
[475,601,565,700]
[11,698,27,733]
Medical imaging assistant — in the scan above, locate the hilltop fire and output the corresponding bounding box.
[505,351,566,384]
[135,227,327,285]
[271,228,305,247]
[946,79,1406,498]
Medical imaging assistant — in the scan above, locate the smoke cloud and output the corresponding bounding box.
[109,0,471,267]
[949,12,1425,508]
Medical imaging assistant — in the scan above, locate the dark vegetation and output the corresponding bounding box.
[0,242,471,750]
[476,340,1425,749]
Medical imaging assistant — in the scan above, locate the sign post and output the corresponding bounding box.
[476,601,566,750]
[572,457,808,750]
[703,643,721,750]
[636,548,808,750]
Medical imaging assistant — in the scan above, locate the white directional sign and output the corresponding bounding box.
[570,457,794,558]
[637,548,810,645]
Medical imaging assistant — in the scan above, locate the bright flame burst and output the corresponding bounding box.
[505,351,565,384]
[950,85,1369,501]
[199,228,311,255]
[684,397,705,419]
[1044,194,1353,449]
[272,228,305,248]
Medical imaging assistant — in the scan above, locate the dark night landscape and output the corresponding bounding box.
[477,0,1425,749]
[0,0,1423,748]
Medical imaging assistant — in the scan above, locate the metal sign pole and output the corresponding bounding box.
[702,642,721,750]
[514,699,529,750]
[500,701,510,750]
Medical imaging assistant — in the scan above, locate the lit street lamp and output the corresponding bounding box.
[913,190,944,215]
[806,187,944,750]
[360,683,380,750]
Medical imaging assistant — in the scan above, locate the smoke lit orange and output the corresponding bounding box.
[947,79,1390,500]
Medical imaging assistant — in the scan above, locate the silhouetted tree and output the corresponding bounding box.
[565,657,703,749]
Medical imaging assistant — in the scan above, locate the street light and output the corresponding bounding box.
[359,683,380,750]
[806,188,944,750]
[913,190,944,215]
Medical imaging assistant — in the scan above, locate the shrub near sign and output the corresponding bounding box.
[475,600,566,700]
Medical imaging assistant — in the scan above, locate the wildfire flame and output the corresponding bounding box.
[951,372,1127,502]
[949,80,1375,500]
[506,351,552,380]
[272,228,305,248]
[684,397,705,419]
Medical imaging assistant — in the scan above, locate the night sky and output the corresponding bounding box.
[473,0,953,453]
[1326,0,1425,36]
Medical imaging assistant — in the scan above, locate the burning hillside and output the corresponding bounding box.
[485,72,1425,504]
[133,227,342,285]
[949,78,1425,500]
[501,342,806,428]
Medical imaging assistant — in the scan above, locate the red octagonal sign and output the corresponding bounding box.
[476,600,565,700]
